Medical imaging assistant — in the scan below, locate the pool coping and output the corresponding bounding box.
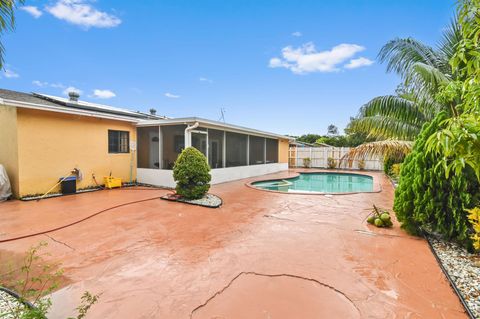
[245,170,383,195]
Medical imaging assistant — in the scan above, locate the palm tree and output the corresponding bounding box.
[0,0,24,68]
[345,20,462,160]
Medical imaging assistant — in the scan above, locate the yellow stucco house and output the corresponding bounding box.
[0,88,291,198]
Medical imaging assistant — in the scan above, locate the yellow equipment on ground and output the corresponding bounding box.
[104,176,122,189]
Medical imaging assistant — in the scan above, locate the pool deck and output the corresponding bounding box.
[0,169,467,318]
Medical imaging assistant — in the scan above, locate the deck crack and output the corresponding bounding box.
[189,272,360,318]
[44,234,75,251]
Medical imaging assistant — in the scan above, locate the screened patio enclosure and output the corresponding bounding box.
[137,124,279,170]
[135,119,290,187]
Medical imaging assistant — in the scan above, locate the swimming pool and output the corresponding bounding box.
[251,172,374,194]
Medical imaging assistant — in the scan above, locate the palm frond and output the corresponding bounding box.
[350,116,422,140]
[341,140,413,165]
[350,95,426,140]
[378,38,441,78]
[438,18,462,64]
[407,62,451,96]
[0,0,24,69]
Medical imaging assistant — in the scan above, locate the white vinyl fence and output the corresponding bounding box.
[289,147,383,171]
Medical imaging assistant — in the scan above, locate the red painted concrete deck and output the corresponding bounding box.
[0,170,466,318]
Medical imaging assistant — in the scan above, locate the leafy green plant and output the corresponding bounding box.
[302,157,311,168]
[173,147,211,199]
[327,157,336,169]
[383,156,395,175]
[390,163,401,178]
[393,112,479,248]
[67,292,100,319]
[425,1,480,180]
[466,207,480,251]
[2,242,99,319]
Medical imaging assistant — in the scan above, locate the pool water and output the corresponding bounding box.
[252,173,374,193]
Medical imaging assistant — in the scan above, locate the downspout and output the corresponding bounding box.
[184,122,199,148]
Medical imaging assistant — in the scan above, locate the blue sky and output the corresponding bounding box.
[3,0,455,135]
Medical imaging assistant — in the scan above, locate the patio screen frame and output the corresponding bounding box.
[137,124,281,170]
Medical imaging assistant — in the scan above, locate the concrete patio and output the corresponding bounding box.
[0,170,466,318]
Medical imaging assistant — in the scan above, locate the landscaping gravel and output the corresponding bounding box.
[428,236,480,318]
[161,193,223,208]
[177,193,222,208]
[0,290,25,319]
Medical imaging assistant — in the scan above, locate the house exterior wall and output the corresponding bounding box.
[16,108,137,197]
[278,139,289,163]
[0,105,19,196]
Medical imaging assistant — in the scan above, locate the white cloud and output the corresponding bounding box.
[269,42,367,74]
[63,86,83,96]
[292,31,302,37]
[4,69,19,78]
[32,80,48,87]
[21,6,43,18]
[199,77,213,83]
[344,57,374,69]
[50,83,66,89]
[164,92,180,99]
[46,0,121,29]
[93,89,116,99]
[33,80,66,89]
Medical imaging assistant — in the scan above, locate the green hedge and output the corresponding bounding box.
[173,147,211,199]
[394,112,479,249]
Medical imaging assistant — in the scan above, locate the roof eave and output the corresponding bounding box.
[1,98,141,123]
[137,117,293,140]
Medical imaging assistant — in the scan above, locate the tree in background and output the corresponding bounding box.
[426,0,480,180]
[296,122,371,147]
[0,0,23,69]
[345,19,463,160]
[295,134,323,144]
[327,124,339,136]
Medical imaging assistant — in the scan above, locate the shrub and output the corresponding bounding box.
[303,157,311,168]
[384,155,405,176]
[327,157,337,169]
[2,242,99,319]
[467,207,480,251]
[391,163,401,177]
[393,112,479,249]
[173,147,211,199]
[383,156,395,175]
[358,159,366,170]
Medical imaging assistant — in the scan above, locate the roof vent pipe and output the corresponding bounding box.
[68,91,80,102]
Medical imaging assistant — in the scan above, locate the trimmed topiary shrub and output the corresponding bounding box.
[394,112,479,249]
[173,147,211,200]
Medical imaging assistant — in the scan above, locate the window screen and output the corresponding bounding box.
[226,132,247,167]
[208,129,224,168]
[161,125,186,169]
[108,130,129,153]
[249,135,265,165]
[137,127,160,169]
[266,138,278,163]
